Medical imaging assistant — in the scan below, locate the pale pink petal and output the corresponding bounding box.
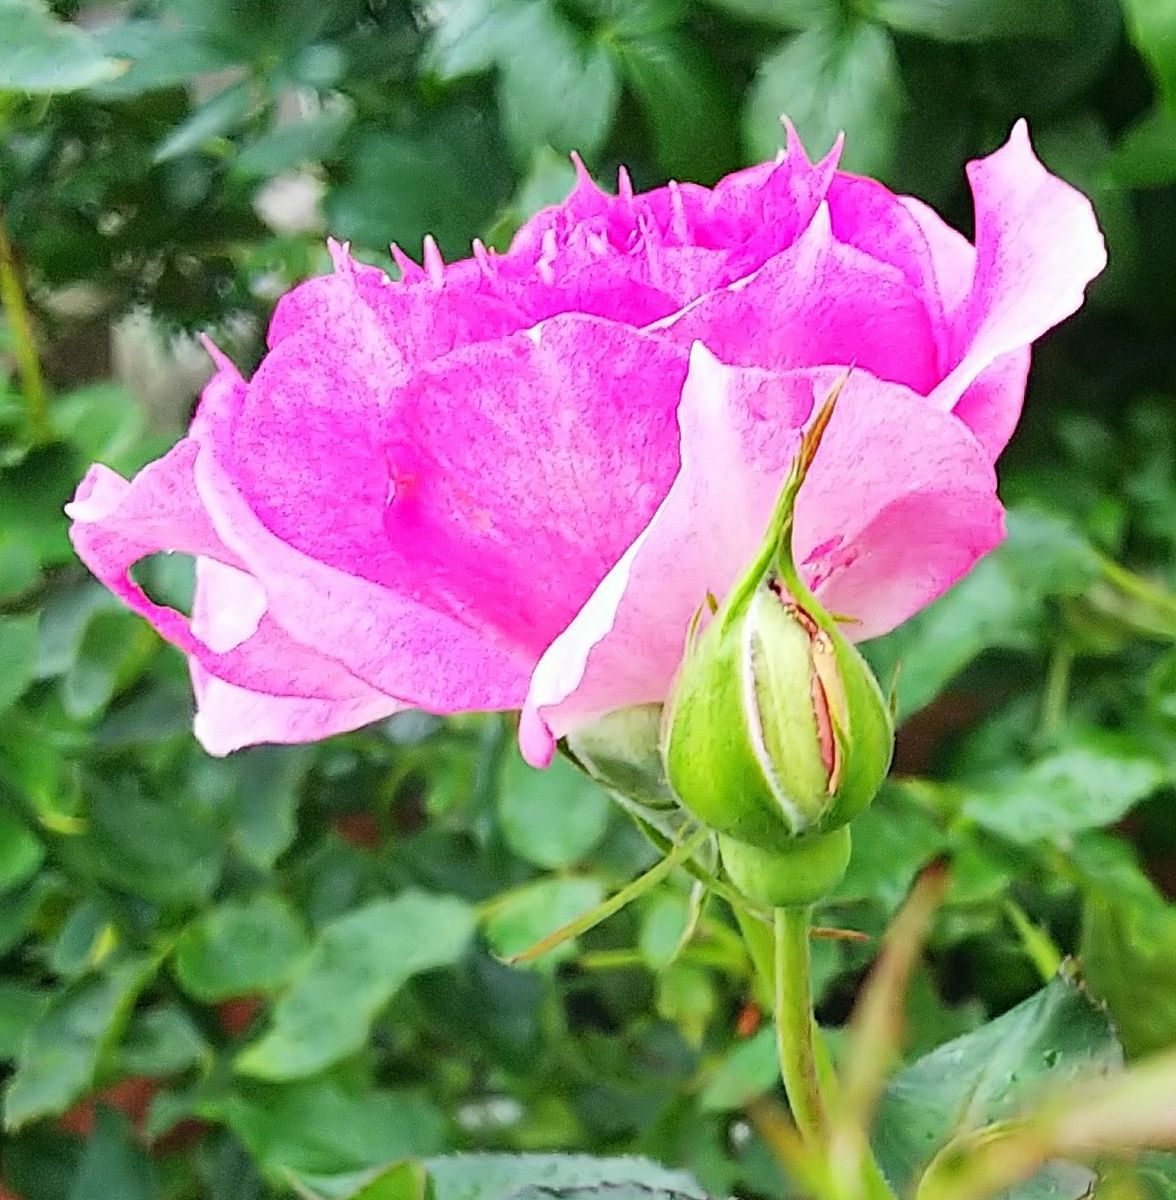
[929,121,1106,453]
[659,205,940,395]
[381,315,691,658]
[190,557,402,755]
[520,350,1004,766]
[794,385,1005,642]
[191,669,404,756]
[66,443,408,756]
[896,194,976,319]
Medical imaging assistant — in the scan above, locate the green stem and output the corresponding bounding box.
[1036,641,1073,743]
[774,905,827,1146]
[0,205,49,442]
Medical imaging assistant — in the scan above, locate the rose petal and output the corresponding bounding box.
[520,348,1004,766]
[191,356,533,711]
[659,204,941,394]
[66,442,405,756]
[929,120,1106,455]
[190,558,402,755]
[381,314,691,658]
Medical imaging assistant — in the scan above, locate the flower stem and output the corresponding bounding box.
[774,904,827,1146]
[0,205,49,442]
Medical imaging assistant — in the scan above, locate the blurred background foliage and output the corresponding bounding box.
[3,0,1176,1197]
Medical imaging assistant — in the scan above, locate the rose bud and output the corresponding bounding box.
[662,390,894,905]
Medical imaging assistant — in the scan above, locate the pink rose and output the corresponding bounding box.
[68,121,1104,761]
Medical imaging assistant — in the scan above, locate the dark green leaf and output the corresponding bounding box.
[497,746,611,870]
[873,972,1120,1197]
[207,1080,447,1181]
[865,509,1102,720]
[609,27,739,181]
[5,957,156,1129]
[0,983,49,1060]
[174,894,307,1003]
[1081,849,1176,1058]
[153,81,254,163]
[0,612,39,715]
[67,1105,156,1200]
[497,5,619,160]
[1121,0,1176,105]
[962,732,1165,844]
[697,1028,778,1113]
[0,806,43,894]
[120,1005,208,1077]
[483,877,607,967]
[235,891,476,1079]
[743,21,904,176]
[831,789,946,910]
[696,0,835,28]
[874,0,1072,43]
[327,112,512,259]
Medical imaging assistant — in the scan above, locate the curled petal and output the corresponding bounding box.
[930,120,1107,455]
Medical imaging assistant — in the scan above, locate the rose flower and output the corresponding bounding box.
[68,122,1104,760]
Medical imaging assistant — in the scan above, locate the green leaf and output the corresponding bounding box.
[831,789,946,910]
[873,0,1072,43]
[1121,0,1176,105]
[424,0,531,78]
[743,21,904,177]
[1081,850,1176,1058]
[497,4,620,161]
[174,894,307,1003]
[206,1080,447,1182]
[153,80,254,163]
[67,1105,156,1200]
[610,27,740,181]
[698,1028,778,1113]
[235,105,353,177]
[0,0,125,93]
[696,0,835,28]
[962,732,1165,844]
[60,609,155,721]
[120,1005,208,1077]
[0,806,44,895]
[497,747,611,870]
[235,891,476,1079]
[82,777,224,907]
[342,1161,430,1200]
[1113,104,1176,188]
[483,877,607,968]
[50,384,147,475]
[872,972,1121,1198]
[421,1154,713,1200]
[5,957,156,1129]
[0,612,39,715]
[327,110,512,259]
[0,983,49,1060]
[216,746,311,870]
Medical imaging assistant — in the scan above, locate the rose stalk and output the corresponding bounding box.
[663,382,894,1165]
